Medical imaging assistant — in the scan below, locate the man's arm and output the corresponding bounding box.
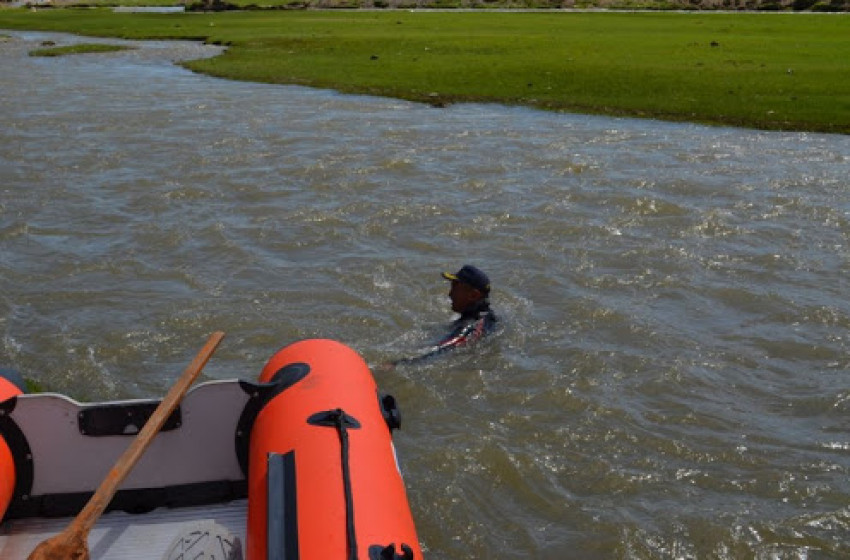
[393,316,491,366]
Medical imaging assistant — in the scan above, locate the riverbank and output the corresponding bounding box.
[4,0,849,11]
[1,9,848,133]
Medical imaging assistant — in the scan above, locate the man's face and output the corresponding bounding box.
[448,280,481,313]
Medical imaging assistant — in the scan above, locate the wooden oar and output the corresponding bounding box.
[27,331,226,560]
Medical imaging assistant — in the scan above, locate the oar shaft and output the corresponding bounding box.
[68,331,225,535]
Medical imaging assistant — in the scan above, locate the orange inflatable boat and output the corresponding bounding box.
[247,339,422,560]
[0,369,25,522]
[0,342,421,559]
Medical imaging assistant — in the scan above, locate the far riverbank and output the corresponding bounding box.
[4,0,849,11]
[1,9,848,133]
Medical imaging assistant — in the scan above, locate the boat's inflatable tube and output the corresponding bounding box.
[0,369,25,521]
[247,339,421,560]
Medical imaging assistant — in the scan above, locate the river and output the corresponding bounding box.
[2,30,850,559]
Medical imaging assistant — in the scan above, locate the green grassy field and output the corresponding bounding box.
[1,9,848,133]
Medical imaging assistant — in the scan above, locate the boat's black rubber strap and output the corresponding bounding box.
[307,409,361,560]
[368,543,415,560]
[267,451,299,560]
[378,392,402,432]
[5,479,247,520]
[78,401,182,437]
[235,362,312,477]
[0,395,34,520]
[307,409,361,430]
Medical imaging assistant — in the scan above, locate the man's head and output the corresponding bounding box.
[442,265,491,313]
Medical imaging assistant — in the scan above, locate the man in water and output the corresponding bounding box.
[386,264,498,367]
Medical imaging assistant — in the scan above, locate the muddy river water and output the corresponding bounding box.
[2,29,850,558]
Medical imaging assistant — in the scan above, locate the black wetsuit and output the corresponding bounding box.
[397,300,498,365]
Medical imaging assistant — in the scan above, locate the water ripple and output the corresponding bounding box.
[3,29,850,559]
